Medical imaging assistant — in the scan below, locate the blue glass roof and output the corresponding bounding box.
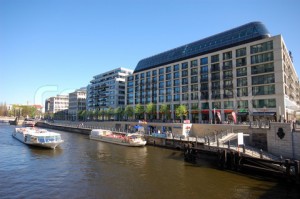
[134,21,270,73]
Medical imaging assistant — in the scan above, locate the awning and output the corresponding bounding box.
[201,110,209,114]
[251,112,276,116]
[224,109,233,113]
[237,112,249,116]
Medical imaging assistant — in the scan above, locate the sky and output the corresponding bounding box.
[1,0,300,106]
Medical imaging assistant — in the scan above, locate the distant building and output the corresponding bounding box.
[68,88,86,120]
[87,67,133,111]
[45,95,69,115]
[126,21,300,123]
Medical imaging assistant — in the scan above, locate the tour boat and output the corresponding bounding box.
[89,129,147,146]
[12,127,64,149]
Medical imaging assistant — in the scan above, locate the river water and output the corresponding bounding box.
[0,124,299,199]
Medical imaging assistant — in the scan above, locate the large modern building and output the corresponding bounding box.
[87,67,133,111]
[45,95,69,114]
[126,21,300,123]
[68,88,86,120]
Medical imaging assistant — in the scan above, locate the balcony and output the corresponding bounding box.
[222,65,232,70]
[223,84,233,89]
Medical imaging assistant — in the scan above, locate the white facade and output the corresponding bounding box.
[126,35,300,123]
[68,88,86,120]
[87,67,133,111]
[45,95,69,114]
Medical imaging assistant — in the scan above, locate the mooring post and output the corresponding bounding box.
[260,149,263,159]
[294,160,299,182]
[285,159,291,179]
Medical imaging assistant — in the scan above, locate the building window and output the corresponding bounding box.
[146,71,151,77]
[191,92,198,100]
[191,76,198,84]
[211,81,220,90]
[211,90,221,99]
[251,63,274,74]
[223,70,233,79]
[173,72,180,79]
[211,54,219,63]
[166,88,172,94]
[252,74,275,85]
[191,84,198,91]
[159,75,164,82]
[200,57,208,65]
[182,85,189,93]
[174,79,180,86]
[166,95,172,102]
[166,73,171,80]
[173,64,179,71]
[211,63,220,72]
[201,102,209,109]
[237,100,248,109]
[159,82,164,88]
[201,91,209,100]
[182,93,189,101]
[252,85,275,95]
[224,101,234,109]
[140,73,145,79]
[224,89,233,98]
[166,66,171,73]
[237,77,247,87]
[200,65,208,74]
[191,60,198,67]
[237,87,248,97]
[223,80,233,88]
[159,68,164,74]
[223,61,232,70]
[182,78,188,85]
[200,74,208,82]
[251,41,273,54]
[182,62,188,70]
[236,67,247,77]
[236,57,247,67]
[173,87,180,94]
[182,70,188,77]
[251,52,274,64]
[152,70,157,76]
[191,68,198,75]
[252,99,276,108]
[236,47,247,57]
[159,89,165,95]
[212,101,221,109]
[159,96,164,102]
[211,73,220,81]
[173,94,180,101]
[166,81,172,87]
[223,51,232,60]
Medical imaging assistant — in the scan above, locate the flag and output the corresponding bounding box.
[217,111,221,122]
[232,111,237,124]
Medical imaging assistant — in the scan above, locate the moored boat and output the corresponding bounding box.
[23,119,36,127]
[89,129,146,146]
[12,127,64,149]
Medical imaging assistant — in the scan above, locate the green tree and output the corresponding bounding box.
[107,107,114,120]
[100,109,105,120]
[145,103,155,121]
[135,104,144,120]
[160,104,169,121]
[175,105,188,122]
[115,107,124,121]
[124,106,134,120]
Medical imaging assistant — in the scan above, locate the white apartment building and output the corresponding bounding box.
[87,67,133,111]
[68,88,86,120]
[126,22,300,123]
[45,95,69,114]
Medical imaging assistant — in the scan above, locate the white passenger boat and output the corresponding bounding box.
[23,119,36,127]
[12,127,64,149]
[89,129,147,146]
